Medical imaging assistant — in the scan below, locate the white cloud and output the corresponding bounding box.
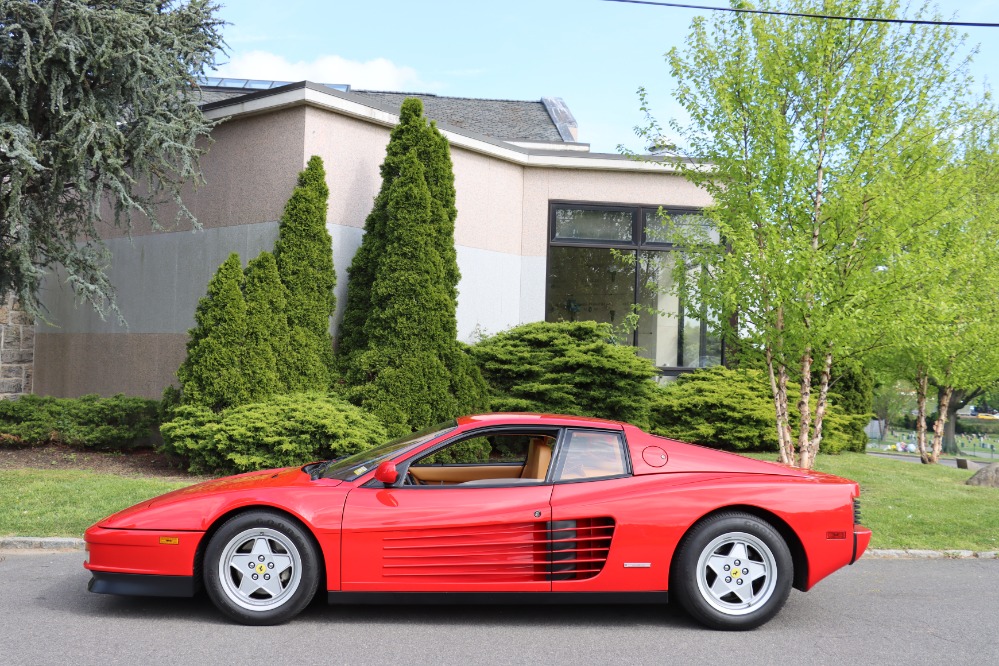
[216,51,432,91]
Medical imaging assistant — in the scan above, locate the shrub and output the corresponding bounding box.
[649,366,855,454]
[0,394,159,450]
[824,360,874,453]
[176,253,251,410]
[470,321,659,428]
[275,156,336,390]
[243,251,289,399]
[159,393,387,474]
[343,136,487,435]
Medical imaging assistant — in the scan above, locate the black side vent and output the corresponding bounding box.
[547,517,615,581]
[853,497,862,525]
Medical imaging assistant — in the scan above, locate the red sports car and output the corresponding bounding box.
[85,413,871,630]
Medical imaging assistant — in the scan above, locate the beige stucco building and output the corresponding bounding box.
[32,80,714,398]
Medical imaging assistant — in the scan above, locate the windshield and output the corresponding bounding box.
[320,421,457,481]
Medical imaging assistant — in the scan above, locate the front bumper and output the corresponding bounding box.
[85,525,203,577]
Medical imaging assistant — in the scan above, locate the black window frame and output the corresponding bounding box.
[547,200,722,377]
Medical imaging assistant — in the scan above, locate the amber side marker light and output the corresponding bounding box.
[159,537,180,545]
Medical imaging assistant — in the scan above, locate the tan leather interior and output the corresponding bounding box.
[409,464,523,485]
[521,438,553,479]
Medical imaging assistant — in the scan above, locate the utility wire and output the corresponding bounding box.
[601,0,999,28]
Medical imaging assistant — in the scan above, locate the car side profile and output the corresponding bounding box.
[85,413,870,630]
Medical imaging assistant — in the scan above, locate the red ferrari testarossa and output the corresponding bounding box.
[85,413,870,629]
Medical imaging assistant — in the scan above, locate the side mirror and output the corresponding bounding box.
[374,461,399,486]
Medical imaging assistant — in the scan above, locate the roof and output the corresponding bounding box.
[197,80,578,144]
[344,91,568,143]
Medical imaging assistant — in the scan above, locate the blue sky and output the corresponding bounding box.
[213,1,999,153]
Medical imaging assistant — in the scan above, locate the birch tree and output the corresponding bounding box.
[652,0,972,468]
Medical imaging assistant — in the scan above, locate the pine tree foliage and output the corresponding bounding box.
[338,98,460,370]
[242,251,289,401]
[0,0,224,318]
[470,321,659,428]
[274,155,336,390]
[176,253,250,411]
[349,149,487,435]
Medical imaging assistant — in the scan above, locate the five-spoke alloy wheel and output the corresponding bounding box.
[673,512,792,630]
[204,511,319,625]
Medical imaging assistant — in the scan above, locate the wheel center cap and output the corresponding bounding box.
[256,563,267,575]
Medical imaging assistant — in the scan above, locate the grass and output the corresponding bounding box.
[0,469,191,538]
[2,454,997,552]
[747,452,999,552]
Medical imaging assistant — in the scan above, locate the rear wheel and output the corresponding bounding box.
[204,511,319,625]
[672,512,792,630]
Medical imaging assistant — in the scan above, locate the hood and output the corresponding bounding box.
[98,466,341,529]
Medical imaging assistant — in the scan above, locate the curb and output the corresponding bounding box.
[1,538,996,560]
[0,537,85,550]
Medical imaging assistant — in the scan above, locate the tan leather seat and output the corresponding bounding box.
[521,438,552,480]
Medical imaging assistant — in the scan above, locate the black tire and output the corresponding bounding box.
[671,512,793,630]
[203,510,320,625]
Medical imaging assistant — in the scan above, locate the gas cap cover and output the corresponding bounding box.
[642,446,668,468]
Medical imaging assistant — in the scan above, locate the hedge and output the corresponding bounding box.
[0,394,159,450]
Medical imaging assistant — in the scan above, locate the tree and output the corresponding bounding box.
[274,155,336,390]
[875,110,999,463]
[242,251,289,401]
[338,98,459,372]
[0,0,224,318]
[347,148,487,435]
[648,0,972,468]
[176,253,250,411]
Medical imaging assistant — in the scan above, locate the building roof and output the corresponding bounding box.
[345,91,568,143]
[197,79,578,144]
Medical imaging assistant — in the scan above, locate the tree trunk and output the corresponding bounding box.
[805,351,833,469]
[796,348,814,467]
[766,345,793,465]
[915,368,930,464]
[930,386,953,463]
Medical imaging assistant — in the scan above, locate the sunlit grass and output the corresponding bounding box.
[746,452,999,551]
[0,469,191,538]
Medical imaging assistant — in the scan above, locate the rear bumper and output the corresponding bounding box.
[88,572,196,597]
[852,526,872,564]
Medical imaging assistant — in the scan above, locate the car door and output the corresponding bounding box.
[340,428,557,592]
[548,428,670,592]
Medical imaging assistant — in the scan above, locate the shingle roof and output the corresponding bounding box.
[196,82,577,144]
[345,91,565,143]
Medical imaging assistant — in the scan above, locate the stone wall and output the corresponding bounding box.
[0,293,34,399]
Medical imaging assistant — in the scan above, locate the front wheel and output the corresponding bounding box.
[672,512,792,630]
[204,511,320,625]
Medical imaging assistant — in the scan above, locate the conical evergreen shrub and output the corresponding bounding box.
[275,155,336,390]
[243,251,289,400]
[349,149,487,435]
[339,98,461,370]
[176,253,251,411]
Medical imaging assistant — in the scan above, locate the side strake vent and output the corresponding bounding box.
[380,518,615,583]
[853,497,862,525]
[549,517,615,581]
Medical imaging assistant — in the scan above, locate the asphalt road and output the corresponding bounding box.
[2,551,997,666]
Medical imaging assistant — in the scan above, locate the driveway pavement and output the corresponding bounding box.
[1,550,997,665]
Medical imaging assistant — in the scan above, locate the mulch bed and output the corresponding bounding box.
[0,444,203,481]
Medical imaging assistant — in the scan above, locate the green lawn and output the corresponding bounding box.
[747,452,999,552]
[0,469,191,538]
[2,454,997,552]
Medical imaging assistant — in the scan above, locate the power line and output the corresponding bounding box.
[601,0,999,28]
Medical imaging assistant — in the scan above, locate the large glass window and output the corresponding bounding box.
[546,203,722,374]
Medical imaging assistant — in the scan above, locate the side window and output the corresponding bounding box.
[555,430,628,482]
[407,431,558,486]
